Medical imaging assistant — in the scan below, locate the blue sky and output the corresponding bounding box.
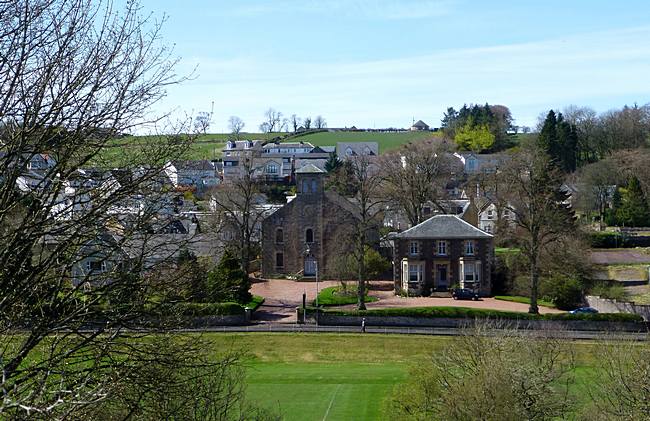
[138,0,650,132]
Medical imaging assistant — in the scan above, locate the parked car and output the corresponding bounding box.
[569,307,598,314]
[452,288,479,301]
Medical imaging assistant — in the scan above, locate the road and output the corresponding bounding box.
[193,323,650,341]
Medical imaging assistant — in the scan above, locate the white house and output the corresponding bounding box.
[164,160,220,190]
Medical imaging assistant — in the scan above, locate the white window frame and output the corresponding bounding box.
[409,241,419,255]
[266,162,278,174]
[437,240,447,256]
[465,240,475,256]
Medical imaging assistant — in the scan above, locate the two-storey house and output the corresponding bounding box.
[391,215,493,296]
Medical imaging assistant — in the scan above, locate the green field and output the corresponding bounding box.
[209,332,600,421]
[99,131,532,163]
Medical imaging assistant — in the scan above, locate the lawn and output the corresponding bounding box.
[295,130,443,153]
[206,333,603,421]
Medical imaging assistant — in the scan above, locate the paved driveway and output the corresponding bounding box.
[251,279,562,323]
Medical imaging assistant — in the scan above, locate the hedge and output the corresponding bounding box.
[168,302,245,317]
[589,231,630,248]
[314,306,643,322]
[313,286,378,306]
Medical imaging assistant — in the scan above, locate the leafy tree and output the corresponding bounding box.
[207,249,252,303]
[363,247,390,279]
[615,176,650,227]
[454,118,495,151]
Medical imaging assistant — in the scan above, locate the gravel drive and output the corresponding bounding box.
[251,279,562,322]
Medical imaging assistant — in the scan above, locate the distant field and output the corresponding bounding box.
[294,130,443,153]
[208,332,601,421]
[98,130,530,164]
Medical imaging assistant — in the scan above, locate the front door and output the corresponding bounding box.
[304,257,317,277]
[436,264,448,290]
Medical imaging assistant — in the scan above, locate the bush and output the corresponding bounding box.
[317,306,643,322]
[313,286,378,306]
[167,302,245,317]
[541,276,584,310]
[588,281,626,301]
[588,231,630,248]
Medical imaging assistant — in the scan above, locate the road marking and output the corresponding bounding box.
[322,384,341,421]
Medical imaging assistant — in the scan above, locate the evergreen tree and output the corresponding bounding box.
[324,152,341,172]
[538,110,579,173]
[206,249,251,303]
[615,176,650,227]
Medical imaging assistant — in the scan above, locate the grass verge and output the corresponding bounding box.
[494,295,556,308]
[314,286,378,306]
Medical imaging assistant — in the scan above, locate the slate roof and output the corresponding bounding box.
[295,163,325,174]
[336,142,379,157]
[411,120,429,129]
[392,214,492,239]
[170,160,216,171]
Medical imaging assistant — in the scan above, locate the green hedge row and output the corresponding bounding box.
[246,295,265,311]
[589,232,631,248]
[315,306,643,322]
[168,302,245,317]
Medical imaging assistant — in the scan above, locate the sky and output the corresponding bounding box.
[136,0,650,132]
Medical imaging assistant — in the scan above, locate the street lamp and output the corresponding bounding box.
[305,245,319,325]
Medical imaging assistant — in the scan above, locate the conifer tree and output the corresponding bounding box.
[616,176,650,227]
[206,249,251,303]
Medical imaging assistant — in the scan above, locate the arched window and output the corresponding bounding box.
[275,228,284,244]
[305,228,314,244]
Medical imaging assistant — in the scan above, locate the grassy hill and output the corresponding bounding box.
[98,130,531,165]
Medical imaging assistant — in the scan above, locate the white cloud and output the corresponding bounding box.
[156,25,650,131]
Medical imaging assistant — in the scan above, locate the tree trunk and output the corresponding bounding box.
[529,253,539,314]
[357,242,366,310]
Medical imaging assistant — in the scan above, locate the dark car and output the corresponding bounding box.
[452,288,479,301]
[569,307,598,314]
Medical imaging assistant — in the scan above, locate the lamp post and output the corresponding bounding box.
[305,245,319,325]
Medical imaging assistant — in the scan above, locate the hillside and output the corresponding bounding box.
[98,130,531,164]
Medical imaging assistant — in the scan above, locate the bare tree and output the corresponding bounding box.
[0,1,252,417]
[575,159,619,230]
[384,323,576,420]
[209,158,265,274]
[228,116,245,140]
[314,115,327,129]
[260,108,282,133]
[499,146,575,314]
[290,114,301,132]
[380,140,459,227]
[587,337,650,420]
[346,156,384,309]
[194,111,212,134]
[303,116,312,130]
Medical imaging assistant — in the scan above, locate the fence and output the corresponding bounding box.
[586,295,650,321]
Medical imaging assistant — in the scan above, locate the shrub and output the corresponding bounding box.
[316,306,643,322]
[588,231,629,248]
[588,281,626,301]
[541,276,584,310]
[167,302,245,317]
[245,295,265,312]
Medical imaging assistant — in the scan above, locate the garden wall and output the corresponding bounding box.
[586,295,650,321]
[304,312,646,332]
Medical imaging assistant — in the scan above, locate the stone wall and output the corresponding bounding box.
[303,311,646,332]
[586,295,650,321]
